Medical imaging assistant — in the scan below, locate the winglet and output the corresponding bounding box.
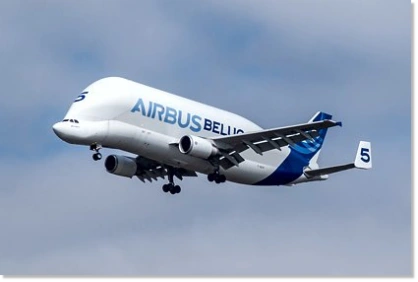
[354,141,372,169]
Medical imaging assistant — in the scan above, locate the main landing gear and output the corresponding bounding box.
[207,170,226,184]
[162,183,181,195]
[162,167,181,195]
[90,143,102,161]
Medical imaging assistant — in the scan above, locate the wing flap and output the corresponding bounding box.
[218,151,246,169]
[212,119,340,147]
[254,130,320,154]
[134,156,197,183]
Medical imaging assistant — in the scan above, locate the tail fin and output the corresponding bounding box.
[290,112,333,167]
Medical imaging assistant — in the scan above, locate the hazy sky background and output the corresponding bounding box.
[0,0,411,276]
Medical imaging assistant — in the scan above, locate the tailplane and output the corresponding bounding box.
[303,141,372,179]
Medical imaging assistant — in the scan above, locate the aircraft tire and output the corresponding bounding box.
[162,184,170,193]
[207,174,215,182]
[92,153,102,161]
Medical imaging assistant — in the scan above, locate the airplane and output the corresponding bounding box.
[52,77,372,195]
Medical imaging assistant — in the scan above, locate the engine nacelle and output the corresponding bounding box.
[104,155,137,178]
[179,135,219,159]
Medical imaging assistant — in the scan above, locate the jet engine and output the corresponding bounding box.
[179,135,219,159]
[104,155,137,178]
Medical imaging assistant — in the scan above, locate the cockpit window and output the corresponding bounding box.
[62,119,79,123]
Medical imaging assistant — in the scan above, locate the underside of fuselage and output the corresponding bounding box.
[52,117,288,186]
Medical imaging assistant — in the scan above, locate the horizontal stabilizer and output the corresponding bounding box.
[304,141,372,178]
[304,163,355,178]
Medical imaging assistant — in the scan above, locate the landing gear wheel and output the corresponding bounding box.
[162,184,170,193]
[207,174,215,182]
[90,143,103,161]
[208,171,226,184]
[92,153,102,161]
[163,167,183,195]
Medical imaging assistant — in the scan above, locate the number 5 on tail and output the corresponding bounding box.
[355,141,372,169]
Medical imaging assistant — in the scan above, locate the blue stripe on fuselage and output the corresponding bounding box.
[254,111,333,186]
[255,147,309,186]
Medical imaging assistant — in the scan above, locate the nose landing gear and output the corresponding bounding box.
[90,143,102,161]
[92,153,102,161]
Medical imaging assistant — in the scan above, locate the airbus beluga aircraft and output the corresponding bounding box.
[52,77,372,195]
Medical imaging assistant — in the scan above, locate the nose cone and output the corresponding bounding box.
[52,122,67,140]
[52,120,108,145]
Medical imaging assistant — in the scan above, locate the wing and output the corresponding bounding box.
[210,119,342,169]
[134,156,198,183]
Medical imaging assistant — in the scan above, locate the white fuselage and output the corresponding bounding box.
[53,77,295,185]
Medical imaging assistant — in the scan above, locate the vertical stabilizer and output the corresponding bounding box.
[290,111,333,166]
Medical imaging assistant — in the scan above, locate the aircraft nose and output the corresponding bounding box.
[52,122,66,139]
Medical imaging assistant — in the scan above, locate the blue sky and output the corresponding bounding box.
[0,0,411,276]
